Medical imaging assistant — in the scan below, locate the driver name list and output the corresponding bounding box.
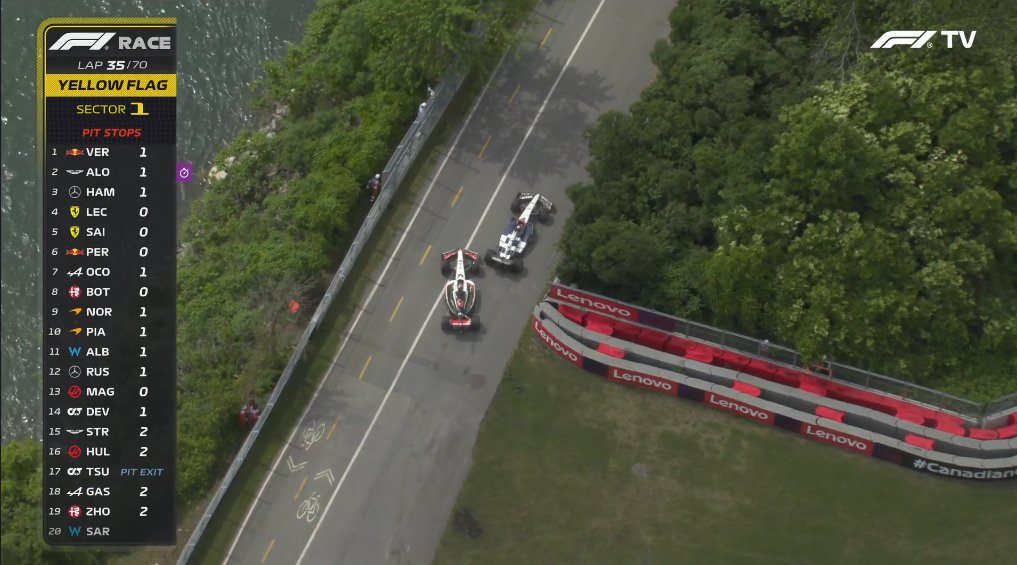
[39,18,177,546]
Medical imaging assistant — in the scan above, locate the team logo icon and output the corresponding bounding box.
[68,285,82,299]
[68,186,81,198]
[70,206,80,218]
[66,148,84,156]
[70,226,80,238]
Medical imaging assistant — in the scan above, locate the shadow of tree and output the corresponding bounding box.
[456,42,613,187]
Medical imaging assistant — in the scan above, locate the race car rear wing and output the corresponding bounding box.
[449,316,473,328]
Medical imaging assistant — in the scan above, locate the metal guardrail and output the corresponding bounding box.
[986,391,1017,422]
[550,281,1017,424]
[675,318,1013,423]
[176,58,468,565]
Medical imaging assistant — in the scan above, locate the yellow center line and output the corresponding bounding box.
[540,27,554,48]
[419,243,432,266]
[358,355,373,380]
[450,185,464,208]
[389,296,405,323]
[262,539,276,563]
[326,414,342,441]
[293,477,307,500]
[508,83,522,104]
[477,135,492,159]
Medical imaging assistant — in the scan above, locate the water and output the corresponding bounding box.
[1,0,317,442]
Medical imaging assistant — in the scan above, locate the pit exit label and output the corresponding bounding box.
[39,18,177,546]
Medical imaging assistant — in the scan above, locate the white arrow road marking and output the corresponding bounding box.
[222,35,516,565]
[314,469,335,486]
[287,455,307,472]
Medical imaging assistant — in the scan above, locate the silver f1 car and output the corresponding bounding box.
[440,248,481,332]
[484,192,554,272]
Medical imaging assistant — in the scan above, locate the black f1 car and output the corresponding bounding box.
[484,192,554,272]
[440,248,481,332]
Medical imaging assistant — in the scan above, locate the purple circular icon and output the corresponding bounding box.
[176,162,194,183]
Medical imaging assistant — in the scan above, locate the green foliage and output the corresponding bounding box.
[0,0,533,552]
[257,0,530,114]
[1,439,102,564]
[558,0,1017,399]
[1,440,42,564]
[561,0,813,306]
[168,0,535,508]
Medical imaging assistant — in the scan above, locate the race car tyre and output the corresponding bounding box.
[537,208,550,223]
[469,261,481,275]
[511,193,524,214]
[509,257,523,273]
[440,260,453,277]
[441,317,454,332]
[484,249,498,266]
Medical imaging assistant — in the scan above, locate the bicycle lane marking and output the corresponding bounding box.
[221,43,515,565]
[295,1,608,562]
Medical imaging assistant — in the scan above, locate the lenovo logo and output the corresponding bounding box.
[802,424,872,454]
[533,317,581,366]
[551,286,635,319]
[870,30,976,49]
[707,393,773,424]
[50,32,116,51]
[608,367,676,396]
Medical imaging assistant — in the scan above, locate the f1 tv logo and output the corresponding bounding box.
[50,32,116,51]
[871,31,976,49]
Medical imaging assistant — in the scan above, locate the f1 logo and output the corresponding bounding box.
[871,31,937,49]
[49,32,116,51]
[871,30,976,49]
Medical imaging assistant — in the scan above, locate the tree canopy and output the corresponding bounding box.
[2,0,533,560]
[1,439,102,564]
[559,0,1017,399]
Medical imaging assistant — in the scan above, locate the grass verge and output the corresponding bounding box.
[434,330,1017,565]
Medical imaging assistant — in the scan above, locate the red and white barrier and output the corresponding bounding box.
[531,306,1017,482]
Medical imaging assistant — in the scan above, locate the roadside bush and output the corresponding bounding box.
[558,0,1017,399]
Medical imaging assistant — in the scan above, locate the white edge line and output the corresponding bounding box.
[296,1,607,562]
[221,50,511,564]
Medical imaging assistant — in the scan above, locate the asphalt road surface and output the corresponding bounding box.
[220,1,673,563]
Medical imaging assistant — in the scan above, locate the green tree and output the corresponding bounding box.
[558,0,1017,398]
[708,60,1017,389]
[1,439,102,564]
